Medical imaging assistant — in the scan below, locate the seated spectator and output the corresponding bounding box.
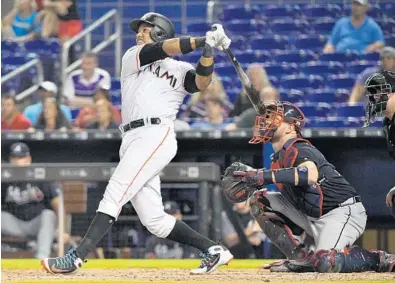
[228,86,280,130]
[23,81,72,125]
[1,0,41,42]
[86,99,119,130]
[32,97,71,131]
[63,52,111,108]
[34,0,65,38]
[349,46,395,104]
[74,84,121,128]
[1,142,59,259]
[191,97,232,129]
[50,0,82,43]
[1,95,31,130]
[230,64,271,117]
[323,0,384,53]
[145,201,198,259]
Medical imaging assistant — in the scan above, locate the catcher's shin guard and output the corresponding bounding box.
[313,246,382,273]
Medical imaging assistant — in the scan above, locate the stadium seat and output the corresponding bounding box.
[224,20,259,35]
[358,52,380,61]
[232,50,258,64]
[226,88,241,104]
[348,61,377,76]
[268,76,280,88]
[222,5,261,22]
[367,4,382,18]
[187,22,210,33]
[305,89,337,103]
[384,34,395,48]
[300,61,344,76]
[254,50,273,63]
[1,54,33,66]
[383,3,395,18]
[269,19,309,35]
[71,108,81,120]
[327,74,356,89]
[215,64,236,77]
[24,39,61,55]
[308,117,361,128]
[279,89,304,103]
[262,63,297,77]
[262,5,299,19]
[318,51,359,63]
[274,50,316,63]
[1,40,23,54]
[334,88,352,103]
[111,78,120,91]
[383,18,395,34]
[250,35,288,51]
[302,4,342,19]
[111,90,122,105]
[295,102,332,117]
[335,103,365,118]
[312,18,336,34]
[293,35,327,51]
[280,75,324,90]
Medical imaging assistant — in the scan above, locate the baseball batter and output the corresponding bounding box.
[364,70,395,218]
[221,100,395,273]
[42,13,233,275]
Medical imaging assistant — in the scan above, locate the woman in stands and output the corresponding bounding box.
[32,97,71,131]
[86,99,119,130]
[1,0,41,42]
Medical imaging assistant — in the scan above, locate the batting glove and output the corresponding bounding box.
[210,24,231,51]
[205,30,216,48]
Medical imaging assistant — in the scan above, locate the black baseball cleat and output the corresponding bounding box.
[190,245,233,274]
[41,248,84,274]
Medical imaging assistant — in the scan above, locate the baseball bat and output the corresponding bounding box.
[223,48,266,115]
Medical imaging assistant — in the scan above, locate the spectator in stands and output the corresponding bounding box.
[145,201,197,259]
[349,46,395,104]
[1,142,59,259]
[1,95,31,131]
[227,86,280,130]
[74,84,121,128]
[191,97,232,129]
[32,97,71,131]
[23,81,72,125]
[323,0,384,54]
[63,52,111,108]
[221,201,267,259]
[231,64,271,117]
[1,0,41,42]
[86,99,119,130]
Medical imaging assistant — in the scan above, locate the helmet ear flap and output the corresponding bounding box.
[150,26,168,42]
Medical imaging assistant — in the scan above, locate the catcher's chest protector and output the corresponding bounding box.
[271,138,324,218]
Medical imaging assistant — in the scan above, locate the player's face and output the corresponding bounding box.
[351,2,368,17]
[272,122,292,142]
[10,155,32,166]
[1,98,16,118]
[43,100,58,120]
[383,56,395,72]
[136,24,154,45]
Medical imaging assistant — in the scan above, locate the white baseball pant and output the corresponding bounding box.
[97,120,177,238]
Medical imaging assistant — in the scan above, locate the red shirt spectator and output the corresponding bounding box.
[2,95,31,130]
[35,0,44,10]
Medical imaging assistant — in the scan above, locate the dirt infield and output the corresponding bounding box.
[2,268,395,283]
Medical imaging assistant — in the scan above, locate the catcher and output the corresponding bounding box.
[364,70,395,218]
[221,100,395,273]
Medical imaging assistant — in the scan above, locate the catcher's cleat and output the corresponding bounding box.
[190,245,233,275]
[375,251,395,272]
[262,259,314,273]
[41,248,84,274]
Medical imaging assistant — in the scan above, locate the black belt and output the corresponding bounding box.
[121,118,161,133]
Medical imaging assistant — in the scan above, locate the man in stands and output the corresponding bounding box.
[349,47,395,104]
[63,52,111,108]
[23,81,72,125]
[191,97,232,129]
[1,142,59,259]
[1,95,31,131]
[323,0,384,54]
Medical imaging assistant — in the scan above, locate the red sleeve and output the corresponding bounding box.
[17,115,32,130]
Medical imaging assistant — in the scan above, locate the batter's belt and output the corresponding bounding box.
[120,117,161,133]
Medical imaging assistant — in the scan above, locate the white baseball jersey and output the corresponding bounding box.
[120,45,194,123]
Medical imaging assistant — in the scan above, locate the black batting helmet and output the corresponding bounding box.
[250,101,306,144]
[363,70,395,127]
[130,13,175,42]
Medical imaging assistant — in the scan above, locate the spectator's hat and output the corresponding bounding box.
[164,201,181,214]
[353,0,368,5]
[39,81,58,94]
[380,46,395,59]
[9,142,30,158]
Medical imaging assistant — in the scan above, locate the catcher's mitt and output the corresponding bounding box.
[221,162,259,203]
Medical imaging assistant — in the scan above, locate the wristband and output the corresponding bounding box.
[180,37,193,54]
[196,61,214,76]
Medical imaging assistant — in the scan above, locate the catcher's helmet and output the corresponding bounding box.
[130,13,175,42]
[250,101,306,144]
[363,70,395,127]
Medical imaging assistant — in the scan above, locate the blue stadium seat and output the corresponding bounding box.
[226,88,241,104]
[383,18,395,34]
[312,18,336,34]
[302,4,342,19]
[335,104,365,118]
[295,102,332,117]
[1,54,32,66]
[334,88,352,103]
[215,64,236,77]
[187,22,210,33]
[367,4,382,18]
[305,89,337,103]
[327,75,356,89]
[24,39,61,55]
[182,52,202,64]
[1,40,23,54]
[262,5,298,19]
[293,35,326,51]
[254,50,273,63]
[280,89,304,103]
[383,3,395,18]
[250,35,288,51]
[358,52,380,61]
[280,75,324,90]
[348,61,377,76]
[262,63,297,77]
[300,61,344,76]
[268,76,280,88]
[222,5,261,22]
[318,51,359,63]
[384,34,395,48]
[269,19,309,35]
[232,50,259,64]
[229,36,248,50]
[274,50,316,63]
[224,20,259,35]
[111,90,122,105]
[308,117,361,128]
[111,78,120,91]
[187,4,207,18]
[71,108,81,120]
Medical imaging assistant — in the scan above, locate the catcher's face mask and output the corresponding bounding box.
[249,101,305,144]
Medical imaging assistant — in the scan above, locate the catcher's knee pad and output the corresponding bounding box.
[313,246,380,273]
